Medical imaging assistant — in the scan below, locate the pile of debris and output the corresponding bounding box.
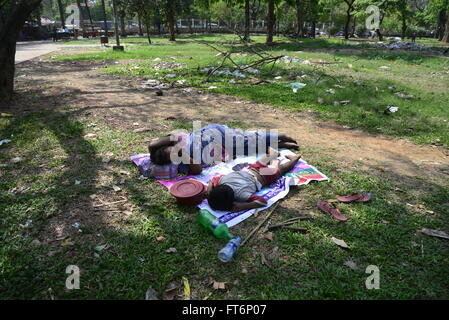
[153,61,185,70]
[374,41,428,51]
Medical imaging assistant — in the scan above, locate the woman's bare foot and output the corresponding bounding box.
[278,134,297,144]
[279,142,300,151]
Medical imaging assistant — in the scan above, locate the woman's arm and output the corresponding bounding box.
[148,136,175,153]
[231,201,266,212]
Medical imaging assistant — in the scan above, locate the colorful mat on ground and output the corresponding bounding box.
[131,150,329,227]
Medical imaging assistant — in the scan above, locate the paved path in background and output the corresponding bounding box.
[15,41,60,64]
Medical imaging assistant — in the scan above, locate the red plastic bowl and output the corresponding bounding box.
[169,179,206,206]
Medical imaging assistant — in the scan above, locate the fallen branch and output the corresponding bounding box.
[241,202,280,247]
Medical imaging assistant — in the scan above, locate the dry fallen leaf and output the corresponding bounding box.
[263,232,273,241]
[156,236,166,242]
[419,228,449,240]
[163,281,179,300]
[145,287,159,300]
[343,260,358,270]
[213,281,226,290]
[331,237,350,249]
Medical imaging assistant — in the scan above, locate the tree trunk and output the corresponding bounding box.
[57,0,65,28]
[0,0,43,101]
[137,13,143,36]
[119,10,126,37]
[443,13,449,43]
[166,0,175,41]
[101,0,108,36]
[84,0,95,33]
[76,0,84,30]
[145,23,152,44]
[295,0,304,37]
[36,6,42,27]
[344,8,351,39]
[244,0,250,41]
[401,15,407,40]
[311,20,316,38]
[437,9,446,41]
[266,0,275,44]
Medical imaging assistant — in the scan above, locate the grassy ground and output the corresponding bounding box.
[1,34,448,299]
[55,34,449,148]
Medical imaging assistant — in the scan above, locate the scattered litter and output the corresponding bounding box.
[182,276,191,300]
[339,100,351,105]
[208,86,217,89]
[344,260,358,270]
[331,237,350,249]
[395,92,414,99]
[133,127,150,133]
[176,79,186,85]
[285,82,306,93]
[165,73,176,78]
[347,64,353,69]
[10,157,22,163]
[74,180,81,185]
[154,61,184,70]
[384,106,399,114]
[1,113,13,117]
[138,175,148,181]
[212,281,226,290]
[245,67,260,74]
[72,222,81,229]
[274,76,282,80]
[137,257,145,263]
[95,244,110,251]
[334,84,346,89]
[153,57,161,62]
[165,247,177,253]
[145,287,159,300]
[317,97,324,104]
[418,228,449,240]
[0,139,11,146]
[379,66,390,70]
[84,133,96,138]
[119,178,125,184]
[112,185,121,192]
[19,219,33,229]
[326,88,335,94]
[31,239,41,247]
[156,236,166,242]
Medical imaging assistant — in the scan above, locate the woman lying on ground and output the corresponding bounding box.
[148,124,299,177]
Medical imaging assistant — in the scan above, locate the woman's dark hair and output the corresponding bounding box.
[150,146,171,165]
[207,185,235,211]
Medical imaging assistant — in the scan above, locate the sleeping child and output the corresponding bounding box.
[206,148,301,212]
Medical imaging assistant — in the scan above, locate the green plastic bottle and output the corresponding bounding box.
[197,209,233,240]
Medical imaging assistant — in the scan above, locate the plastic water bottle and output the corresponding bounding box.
[218,237,242,262]
[197,209,233,240]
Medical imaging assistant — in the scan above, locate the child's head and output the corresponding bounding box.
[150,146,172,165]
[207,185,235,211]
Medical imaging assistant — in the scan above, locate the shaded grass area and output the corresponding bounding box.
[1,110,448,299]
[55,35,449,148]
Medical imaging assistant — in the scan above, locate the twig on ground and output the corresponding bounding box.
[241,202,280,247]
